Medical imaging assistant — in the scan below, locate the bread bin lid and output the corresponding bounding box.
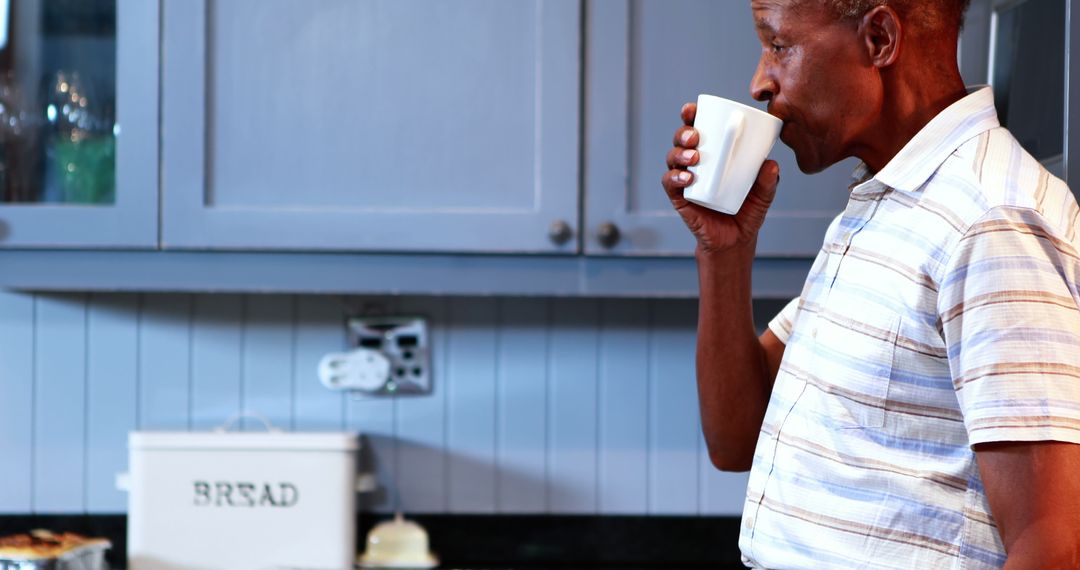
[129,431,359,452]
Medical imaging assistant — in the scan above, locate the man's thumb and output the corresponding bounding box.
[746,160,780,209]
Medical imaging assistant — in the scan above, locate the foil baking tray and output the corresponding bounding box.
[0,542,110,570]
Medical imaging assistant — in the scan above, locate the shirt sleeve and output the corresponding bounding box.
[938,206,1080,446]
[767,296,801,345]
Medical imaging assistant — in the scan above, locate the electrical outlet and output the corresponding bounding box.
[346,316,431,396]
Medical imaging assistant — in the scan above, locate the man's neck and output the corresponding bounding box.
[858,69,968,173]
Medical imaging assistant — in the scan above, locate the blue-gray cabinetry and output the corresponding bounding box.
[0,0,158,248]
[163,0,854,257]
[3,0,1073,297]
[161,0,581,254]
[584,0,856,256]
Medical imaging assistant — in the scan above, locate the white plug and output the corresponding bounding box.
[318,348,392,392]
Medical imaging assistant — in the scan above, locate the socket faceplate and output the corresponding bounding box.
[346,316,431,395]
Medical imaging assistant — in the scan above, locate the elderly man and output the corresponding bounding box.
[662,0,1080,568]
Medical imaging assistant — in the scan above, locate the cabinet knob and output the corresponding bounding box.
[597,222,621,249]
[548,220,574,245]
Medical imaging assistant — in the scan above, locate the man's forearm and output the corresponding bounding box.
[1002,524,1080,569]
[696,244,773,472]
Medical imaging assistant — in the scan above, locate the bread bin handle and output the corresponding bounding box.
[214,410,282,433]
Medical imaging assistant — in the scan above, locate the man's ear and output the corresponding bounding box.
[859,5,902,68]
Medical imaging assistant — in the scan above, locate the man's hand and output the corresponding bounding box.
[975,441,1080,568]
[662,102,781,253]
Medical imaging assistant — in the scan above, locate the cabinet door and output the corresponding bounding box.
[162,0,580,253]
[584,0,856,256]
[0,0,158,248]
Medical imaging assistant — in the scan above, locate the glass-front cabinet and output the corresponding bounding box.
[0,0,156,248]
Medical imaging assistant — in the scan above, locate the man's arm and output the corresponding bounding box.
[662,102,785,472]
[975,441,1080,568]
[935,205,1080,566]
[695,246,785,471]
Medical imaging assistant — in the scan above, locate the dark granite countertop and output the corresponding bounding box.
[0,514,747,569]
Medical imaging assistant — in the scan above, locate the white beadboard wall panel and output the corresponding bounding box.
[241,295,295,431]
[138,295,192,430]
[394,296,450,513]
[86,294,139,512]
[352,405,399,513]
[0,291,34,512]
[700,463,751,516]
[597,299,649,514]
[190,295,243,430]
[547,299,601,514]
[445,298,499,513]
[495,298,549,514]
[2,292,793,516]
[34,294,88,512]
[293,296,346,432]
[346,296,400,513]
[648,300,701,515]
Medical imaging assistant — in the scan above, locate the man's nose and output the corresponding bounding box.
[750,58,776,103]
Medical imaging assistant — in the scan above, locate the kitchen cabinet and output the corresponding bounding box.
[161,0,581,254]
[1,0,1076,296]
[585,0,1080,255]
[583,0,857,256]
[162,0,854,257]
[0,0,158,248]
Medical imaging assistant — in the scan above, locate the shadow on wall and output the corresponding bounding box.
[357,433,560,514]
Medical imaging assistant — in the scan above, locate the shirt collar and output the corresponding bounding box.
[850,86,1000,193]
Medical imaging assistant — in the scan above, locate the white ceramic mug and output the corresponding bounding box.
[684,94,782,215]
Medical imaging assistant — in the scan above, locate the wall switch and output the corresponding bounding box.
[346,316,432,396]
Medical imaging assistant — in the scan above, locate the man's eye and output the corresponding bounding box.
[771,43,786,53]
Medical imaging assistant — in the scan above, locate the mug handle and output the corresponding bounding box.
[712,112,746,192]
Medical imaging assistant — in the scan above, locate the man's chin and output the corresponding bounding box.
[789,148,829,175]
[794,156,830,175]
[780,131,826,174]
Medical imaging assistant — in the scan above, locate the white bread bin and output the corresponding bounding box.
[126,429,358,570]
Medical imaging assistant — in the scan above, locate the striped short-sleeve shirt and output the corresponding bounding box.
[739,87,1080,569]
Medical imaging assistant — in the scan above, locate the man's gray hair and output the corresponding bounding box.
[827,0,888,19]
[824,0,973,31]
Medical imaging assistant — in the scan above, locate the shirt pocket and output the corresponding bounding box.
[807,311,900,429]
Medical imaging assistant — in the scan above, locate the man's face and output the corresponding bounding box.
[749,0,881,173]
